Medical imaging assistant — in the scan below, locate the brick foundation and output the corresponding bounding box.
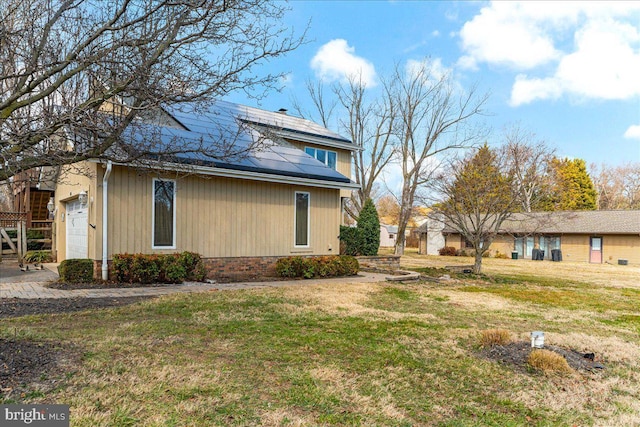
[202,256,281,282]
[92,260,113,280]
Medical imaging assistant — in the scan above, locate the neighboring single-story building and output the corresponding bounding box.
[419,210,640,264]
[379,224,398,248]
[16,101,360,280]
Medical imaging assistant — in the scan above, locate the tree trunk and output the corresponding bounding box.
[473,250,483,274]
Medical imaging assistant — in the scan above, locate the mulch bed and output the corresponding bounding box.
[479,341,605,373]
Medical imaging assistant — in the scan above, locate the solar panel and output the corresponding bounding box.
[120,101,353,183]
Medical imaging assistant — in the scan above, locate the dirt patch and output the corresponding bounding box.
[0,338,80,402]
[0,297,156,402]
[0,297,155,318]
[479,341,605,373]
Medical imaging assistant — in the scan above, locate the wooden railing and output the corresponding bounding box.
[0,214,54,261]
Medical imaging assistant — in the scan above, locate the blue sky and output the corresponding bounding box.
[226,1,640,169]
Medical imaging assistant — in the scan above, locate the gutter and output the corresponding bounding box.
[101,161,113,280]
[91,159,361,191]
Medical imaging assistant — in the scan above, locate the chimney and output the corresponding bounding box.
[277,108,287,115]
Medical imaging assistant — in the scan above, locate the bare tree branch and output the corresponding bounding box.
[1,0,305,181]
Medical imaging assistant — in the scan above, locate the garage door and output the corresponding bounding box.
[66,199,88,259]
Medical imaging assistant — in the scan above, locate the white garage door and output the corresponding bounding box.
[66,199,88,259]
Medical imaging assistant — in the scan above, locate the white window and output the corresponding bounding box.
[305,147,337,170]
[152,179,176,249]
[295,192,310,247]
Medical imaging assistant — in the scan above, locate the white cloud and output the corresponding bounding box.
[405,57,449,82]
[624,125,640,140]
[458,1,640,105]
[458,2,562,70]
[278,73,293,88]
[310,39,377,87]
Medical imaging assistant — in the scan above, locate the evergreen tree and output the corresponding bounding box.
[357,199,381,256]
[547,158,597,210]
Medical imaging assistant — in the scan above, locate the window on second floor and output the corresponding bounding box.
[305,147,337,170]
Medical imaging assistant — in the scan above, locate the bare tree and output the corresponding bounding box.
[498,124,555,212]
[432,145,517,274]
[391,60,488,255]
[590,162,640,210]
[292,74,396,221]
[0,0,303,181]
[336,75,396,220]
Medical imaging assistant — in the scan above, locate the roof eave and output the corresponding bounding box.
[91,159,361,191]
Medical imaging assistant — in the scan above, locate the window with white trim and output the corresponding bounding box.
[295,191,310,247]
[153,179,176,248]
[305,147,337,170]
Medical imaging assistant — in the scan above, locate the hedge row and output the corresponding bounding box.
[112,252,207,284]
[275,255,359,279]
[58,259,94,283]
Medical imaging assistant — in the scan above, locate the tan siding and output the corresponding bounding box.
[560,235,590,263]
[101,168,340,259]
[603,235,640,264]
[287,140,352,178]
[444,235,462,251]
[53,162,98,261]
[490,236,514,257]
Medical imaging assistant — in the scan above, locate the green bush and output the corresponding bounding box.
[178,251,207,281]
[275,256,359,279]
[358,199,380,256]
[23,250,53,263]
[112,252,207,284]
[339,199,380,256]
[339,226,363,256]
[27,230,45,250]
[58,259,94,283]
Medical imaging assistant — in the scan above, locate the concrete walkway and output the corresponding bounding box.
[0,261,390,299]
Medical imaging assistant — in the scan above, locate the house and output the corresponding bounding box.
[418,210,640,264]
[379,224,398,247]
[31,101,359,280]
[417,214,445,255]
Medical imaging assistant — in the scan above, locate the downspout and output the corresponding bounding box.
[101,161,113,280]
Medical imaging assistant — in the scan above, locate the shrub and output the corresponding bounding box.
[112,252,207,284]
[339,226,363,256]
[438,246,457,256]
[494,251,509,259]
[178,251,207,282]
[479,329,512,347]
[58,259,94,283]
[339,199,380,256]
[527,349,573,374]
[23,250,53,263]
[275,256,359,279]
[358,199,380,256]
[26,230,45,250]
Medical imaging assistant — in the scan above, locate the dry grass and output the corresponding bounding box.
[400,250,640,288]
[479,329,512,347]
[527,349,573,374]
[2,254,639,426]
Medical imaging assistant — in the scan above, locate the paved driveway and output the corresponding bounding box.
[0,260,59,284]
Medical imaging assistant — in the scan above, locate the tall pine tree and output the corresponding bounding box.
[546,158,597,211]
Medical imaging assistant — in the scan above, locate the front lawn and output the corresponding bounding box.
[1,262,639,426]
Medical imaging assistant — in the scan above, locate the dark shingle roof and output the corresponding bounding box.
[438,210,640,235]
[122,101,355,184]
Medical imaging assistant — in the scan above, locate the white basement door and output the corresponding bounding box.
[66,199,88,259]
